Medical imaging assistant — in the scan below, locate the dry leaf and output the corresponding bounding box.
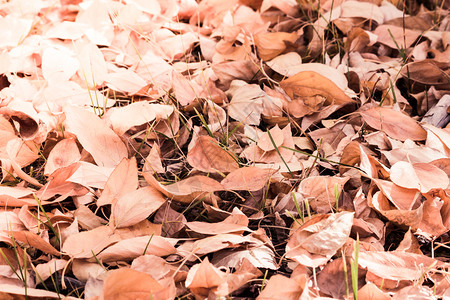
[95,235,176,262]
[10,231,60,256]
[187,135,239,173]
[280,71,354,106]
[97,157,138,207]
[185,257,228,298]
[227,81,265,125]
[360,106,427,141]
[143,172,223,204]
[286,212,354,267]
[113,186,166,228]
[44,138,81,175]
[298,176,350,213]
[221,166,276,191]
[64,105,128,168]
[257,274,309,300]
[254,32,298,60]
[390,161,449,193]
[100,268,174,300]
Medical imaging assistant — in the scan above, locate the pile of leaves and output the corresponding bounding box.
[0,0,449,298]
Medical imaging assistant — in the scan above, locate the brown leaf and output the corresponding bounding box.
[358,251,442,285]
[187,136,239,173]
[185,211,249,235]
[211,244,277,270]
[280,71,354,106]
[257,125,284,151]
[35,259,67,282]
[373,25,421,49]
[62,225,119,258]
[372,179,421,211]
[400,60,450,86]
[368,188,423,230]
[0,284,79,299]
[131,255,188,283]
[317,257,366,298]
[418,198,448,237]
[227,81,265,125]
[360,106,427,141]
[0,104,39,140]
[95,235,176,262]
[37,162,88,201]
[357,282,391,300]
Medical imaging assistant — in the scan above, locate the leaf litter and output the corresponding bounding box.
[0,0,449,299]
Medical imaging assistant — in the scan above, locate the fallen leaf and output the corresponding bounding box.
[298,176,350,213]
[10,231,60,256]
[254,32,298,60]
[44,138,81,175]
[95,235,176,262]
[113,186,166,228]
[187,135,239,173]
[97,157,138,207]
[280,71,354,107]
[286,212,354,267]
[221,166,276,191]
[227,81,265,125]
[257,274,309,300]
[143,172,223,204]
[100,268,172,300]
[62,226,119,258]
[390,161,449,193]
[64,105,128,168]
[360,106,427,141]
[185,257,228,298]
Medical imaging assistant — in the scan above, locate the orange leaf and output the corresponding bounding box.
[298,176,350,213]
[257,274,309,300]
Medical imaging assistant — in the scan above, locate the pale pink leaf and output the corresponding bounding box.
[96,235,176,262]
[64,106,128,168]
[44,138,81,176]
[114,186,166,228]
[97,157,138,207]
[390,161,449,193]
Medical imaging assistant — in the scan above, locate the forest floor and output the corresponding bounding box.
[0,0,449,299]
